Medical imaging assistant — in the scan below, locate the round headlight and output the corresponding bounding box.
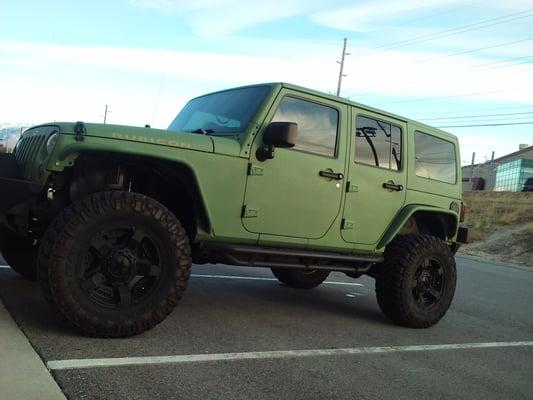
[46,132,59,154]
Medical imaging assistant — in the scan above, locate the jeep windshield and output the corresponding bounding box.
[168,86,271,138]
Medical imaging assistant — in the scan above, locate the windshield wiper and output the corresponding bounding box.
[190,128,215,135]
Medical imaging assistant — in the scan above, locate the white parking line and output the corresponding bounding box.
[191,274,364,287]
[345,292,365,298]
[0,267,363,287]
[46,341,533,371]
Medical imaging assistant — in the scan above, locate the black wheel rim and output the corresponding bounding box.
[411,257,445,310]
[77,225,164,309]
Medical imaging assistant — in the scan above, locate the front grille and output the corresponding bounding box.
[13,125,58,180]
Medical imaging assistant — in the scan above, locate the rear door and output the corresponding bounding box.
[341,109,407,245]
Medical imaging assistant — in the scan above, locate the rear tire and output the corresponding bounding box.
[271,268,329,289]
[375,234,456,328]
[37,191,192,337]
[0,234,37,280]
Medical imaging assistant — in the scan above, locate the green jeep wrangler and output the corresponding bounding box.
[0,83,468,337]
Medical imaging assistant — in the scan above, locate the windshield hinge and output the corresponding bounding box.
[74,121,86,142]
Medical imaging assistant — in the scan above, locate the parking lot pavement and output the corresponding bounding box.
[0,256,532,400]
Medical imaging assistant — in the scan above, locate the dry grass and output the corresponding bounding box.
[462,191,533,242]
[460,191,533,266]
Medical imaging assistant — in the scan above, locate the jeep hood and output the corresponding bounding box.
[57,122,215,153]
[53,122,243,156]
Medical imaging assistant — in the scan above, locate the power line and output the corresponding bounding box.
[513,66,533,74]
[350,9,533,58]
[415,37,533,63]
[436,121,533,128]
[419,111,533,121]
[428,116,533,125]
[411,104,533,117]
[467,55,533,69]
[341,11,533,110]
[375,86,533,106]
[350,53,533,100]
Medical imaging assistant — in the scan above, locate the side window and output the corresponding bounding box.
[415,131,457,184]
[271,97,338,157]
[355,115,402,170]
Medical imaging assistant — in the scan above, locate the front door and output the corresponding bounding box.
[242,94,347,239]
[341,109,407,245]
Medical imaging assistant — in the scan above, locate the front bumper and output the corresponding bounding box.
[0,153,42,229]
[0,176,41,212]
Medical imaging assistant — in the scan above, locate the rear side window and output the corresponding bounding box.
[272,97,338,157]
[414,132,457,184]
[355,115,402,170]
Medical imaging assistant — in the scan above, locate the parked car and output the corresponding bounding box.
[0,82,468,337]
[523,177,533,191]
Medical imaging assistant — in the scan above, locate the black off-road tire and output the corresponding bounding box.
[37,191,192,337]
[375,234,456,328]
[0,234,38,280]
[271,268,330,289]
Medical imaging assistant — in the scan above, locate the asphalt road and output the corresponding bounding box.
[0,255,531,400]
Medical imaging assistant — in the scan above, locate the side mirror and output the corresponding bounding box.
[256,122,297,161]
[263,122,297,147]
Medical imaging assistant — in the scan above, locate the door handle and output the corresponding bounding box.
[319,170,344,180]
[382,182,404,191]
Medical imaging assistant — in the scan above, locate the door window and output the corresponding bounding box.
[414,131,457,183]
[355,115,402,171]
[272,97,338,157]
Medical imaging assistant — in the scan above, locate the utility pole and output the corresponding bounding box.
[488,151,495,189]
[469,152,476,189]
[336,38,349,96]
[103,104,110,124]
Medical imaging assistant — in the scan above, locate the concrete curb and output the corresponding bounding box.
[456,254,532,271]
[0,298,66,400]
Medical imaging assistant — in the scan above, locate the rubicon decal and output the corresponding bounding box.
[111,132,193,149]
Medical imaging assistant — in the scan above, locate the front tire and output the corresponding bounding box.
[375,234,456,328]
[37,191,192,337]
[271,268,330,289]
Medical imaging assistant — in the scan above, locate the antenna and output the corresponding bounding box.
[151,74,165,126]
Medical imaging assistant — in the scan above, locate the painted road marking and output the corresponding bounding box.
[0,267,364,287]
[345,292,365,298]
[191,274,364,287]
[0,267,363,287]
[46,341,533,371]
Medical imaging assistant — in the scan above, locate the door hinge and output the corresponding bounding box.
[242,205,259,218]
[247,163,264,176]
[341,218,354,230]
[346,182,358,193]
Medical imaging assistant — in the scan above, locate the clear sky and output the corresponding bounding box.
[1,0,532,164]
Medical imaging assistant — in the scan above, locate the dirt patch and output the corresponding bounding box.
[458,192,533,266]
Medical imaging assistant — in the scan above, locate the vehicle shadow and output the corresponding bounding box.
[0,267,391,341]
[186,275,390,327]
[0,269,72,336]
